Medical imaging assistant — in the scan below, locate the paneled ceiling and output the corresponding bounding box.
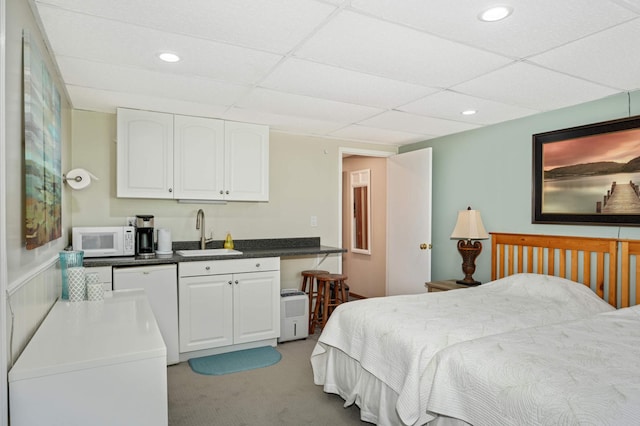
[31,0,640,146]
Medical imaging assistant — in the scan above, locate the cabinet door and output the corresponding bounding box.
[173,115,225,200]
[233,270,280,344]
[116,108,174,198]
[179,274,233,352]
[224,121,269,201]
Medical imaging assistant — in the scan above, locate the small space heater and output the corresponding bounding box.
[278,289,309,342]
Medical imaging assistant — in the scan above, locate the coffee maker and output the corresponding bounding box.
[135,215,155,258]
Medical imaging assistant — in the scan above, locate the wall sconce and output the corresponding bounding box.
[63,168,99,190]
[450,206,489,285]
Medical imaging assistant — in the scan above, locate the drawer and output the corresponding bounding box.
[179,257,279,277]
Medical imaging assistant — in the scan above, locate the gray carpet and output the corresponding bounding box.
[168,332,367,425]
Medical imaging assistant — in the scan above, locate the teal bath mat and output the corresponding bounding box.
[188,346,282,376]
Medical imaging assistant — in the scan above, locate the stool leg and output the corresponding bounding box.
[340,280,347,304]
[302,275,313,332]
[308,277,317,333]
[321,281,330,330]
[300,275,309,293]
[327,280,336,316]
[311,281,322,334]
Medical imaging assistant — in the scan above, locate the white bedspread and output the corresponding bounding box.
[426,305,640,426]
[311,274,614,426]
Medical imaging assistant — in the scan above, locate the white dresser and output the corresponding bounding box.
[8,290,167,426]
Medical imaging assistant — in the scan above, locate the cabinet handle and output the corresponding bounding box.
[219,190,224,195]
[256,263,260,268]
[168,188,172,193]
[228,280,232,285]
[225,190,229,195]
[205,266,211,271]
[234,280,239,285]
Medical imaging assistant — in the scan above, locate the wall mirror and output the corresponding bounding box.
[351,169,371,255]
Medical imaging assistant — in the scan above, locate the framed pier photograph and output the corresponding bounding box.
[533,115,640,226]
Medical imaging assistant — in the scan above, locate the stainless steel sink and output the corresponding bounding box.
[176,249,243,257]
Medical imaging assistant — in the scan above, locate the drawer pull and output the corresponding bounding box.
[256,263,260,268]
[205,266,211,271]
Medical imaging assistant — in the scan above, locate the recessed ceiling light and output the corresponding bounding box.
[158,52,180,63]
[478,6,513,22]
[461,109,477,116]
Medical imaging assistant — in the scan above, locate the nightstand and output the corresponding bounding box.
[425,279,473,292]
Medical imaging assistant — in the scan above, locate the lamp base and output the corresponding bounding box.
[456,239,483,285]
[456,279,481,286]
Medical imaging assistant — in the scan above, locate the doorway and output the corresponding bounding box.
[338,147,433,298]
[339,148,393,299]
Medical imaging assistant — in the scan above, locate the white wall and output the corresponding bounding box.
[0,0,7,423]
[70,110,397,288]
[5,1,72,285]
[3,0,72,424]
[402,91,640,283]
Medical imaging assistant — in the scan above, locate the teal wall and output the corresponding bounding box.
[401,91,640,283]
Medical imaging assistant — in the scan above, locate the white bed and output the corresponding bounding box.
[425,304,640,425]
[311,273,614,426]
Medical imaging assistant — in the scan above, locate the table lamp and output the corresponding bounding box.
[450,206,489,285]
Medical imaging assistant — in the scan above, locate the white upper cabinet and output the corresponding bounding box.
[173,115,225,200]
[117,108,174,199]
[117,109,269,201]
[225,121,269,201]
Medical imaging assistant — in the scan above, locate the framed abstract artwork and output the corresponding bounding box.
[23,31,62,249]
[532,115,640,226]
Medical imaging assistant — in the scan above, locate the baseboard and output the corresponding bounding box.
[178,338,278,363]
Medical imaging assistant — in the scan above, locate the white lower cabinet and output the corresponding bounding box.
[178,258,280,356]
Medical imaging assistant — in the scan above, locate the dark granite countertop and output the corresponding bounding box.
[83,237,346,268]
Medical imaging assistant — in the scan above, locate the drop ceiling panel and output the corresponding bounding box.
[452,62,620,111]
[294,10,512,88]
[398,90,539,125]
[223,107,346,135]
[529,19,640,91]
[260,58,438,108]
[349,0,638,58]
[31,1,640,146]
[36,4,283,84]
[236,88,384,123]
[66,86,231,118]
[359,110,479,136]
[35,0,337,54]
[57,57,251,107]
[610,0,640,14]
[330,125,429,145]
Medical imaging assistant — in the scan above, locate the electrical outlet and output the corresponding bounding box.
[126,217,136,226]
[310,215,318,227]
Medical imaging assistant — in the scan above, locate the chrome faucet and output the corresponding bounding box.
[195,209,213,249]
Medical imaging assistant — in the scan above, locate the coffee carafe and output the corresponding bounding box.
[135,215,155,258]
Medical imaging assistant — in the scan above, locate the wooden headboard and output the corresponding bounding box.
[491,233,619,307]
[620,240,640,308]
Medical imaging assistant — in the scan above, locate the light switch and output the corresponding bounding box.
[310,216,318,227]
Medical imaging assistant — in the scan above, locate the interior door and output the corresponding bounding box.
[387,148,432,295]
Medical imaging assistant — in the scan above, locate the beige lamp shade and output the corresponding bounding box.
[450,208,489,240]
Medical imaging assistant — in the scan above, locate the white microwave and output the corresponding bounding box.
[72,226,135,257]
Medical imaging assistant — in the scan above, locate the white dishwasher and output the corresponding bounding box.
[113,264,179,365]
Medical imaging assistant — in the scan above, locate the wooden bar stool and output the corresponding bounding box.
[300,269,329,334]
[312,273,348,333]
